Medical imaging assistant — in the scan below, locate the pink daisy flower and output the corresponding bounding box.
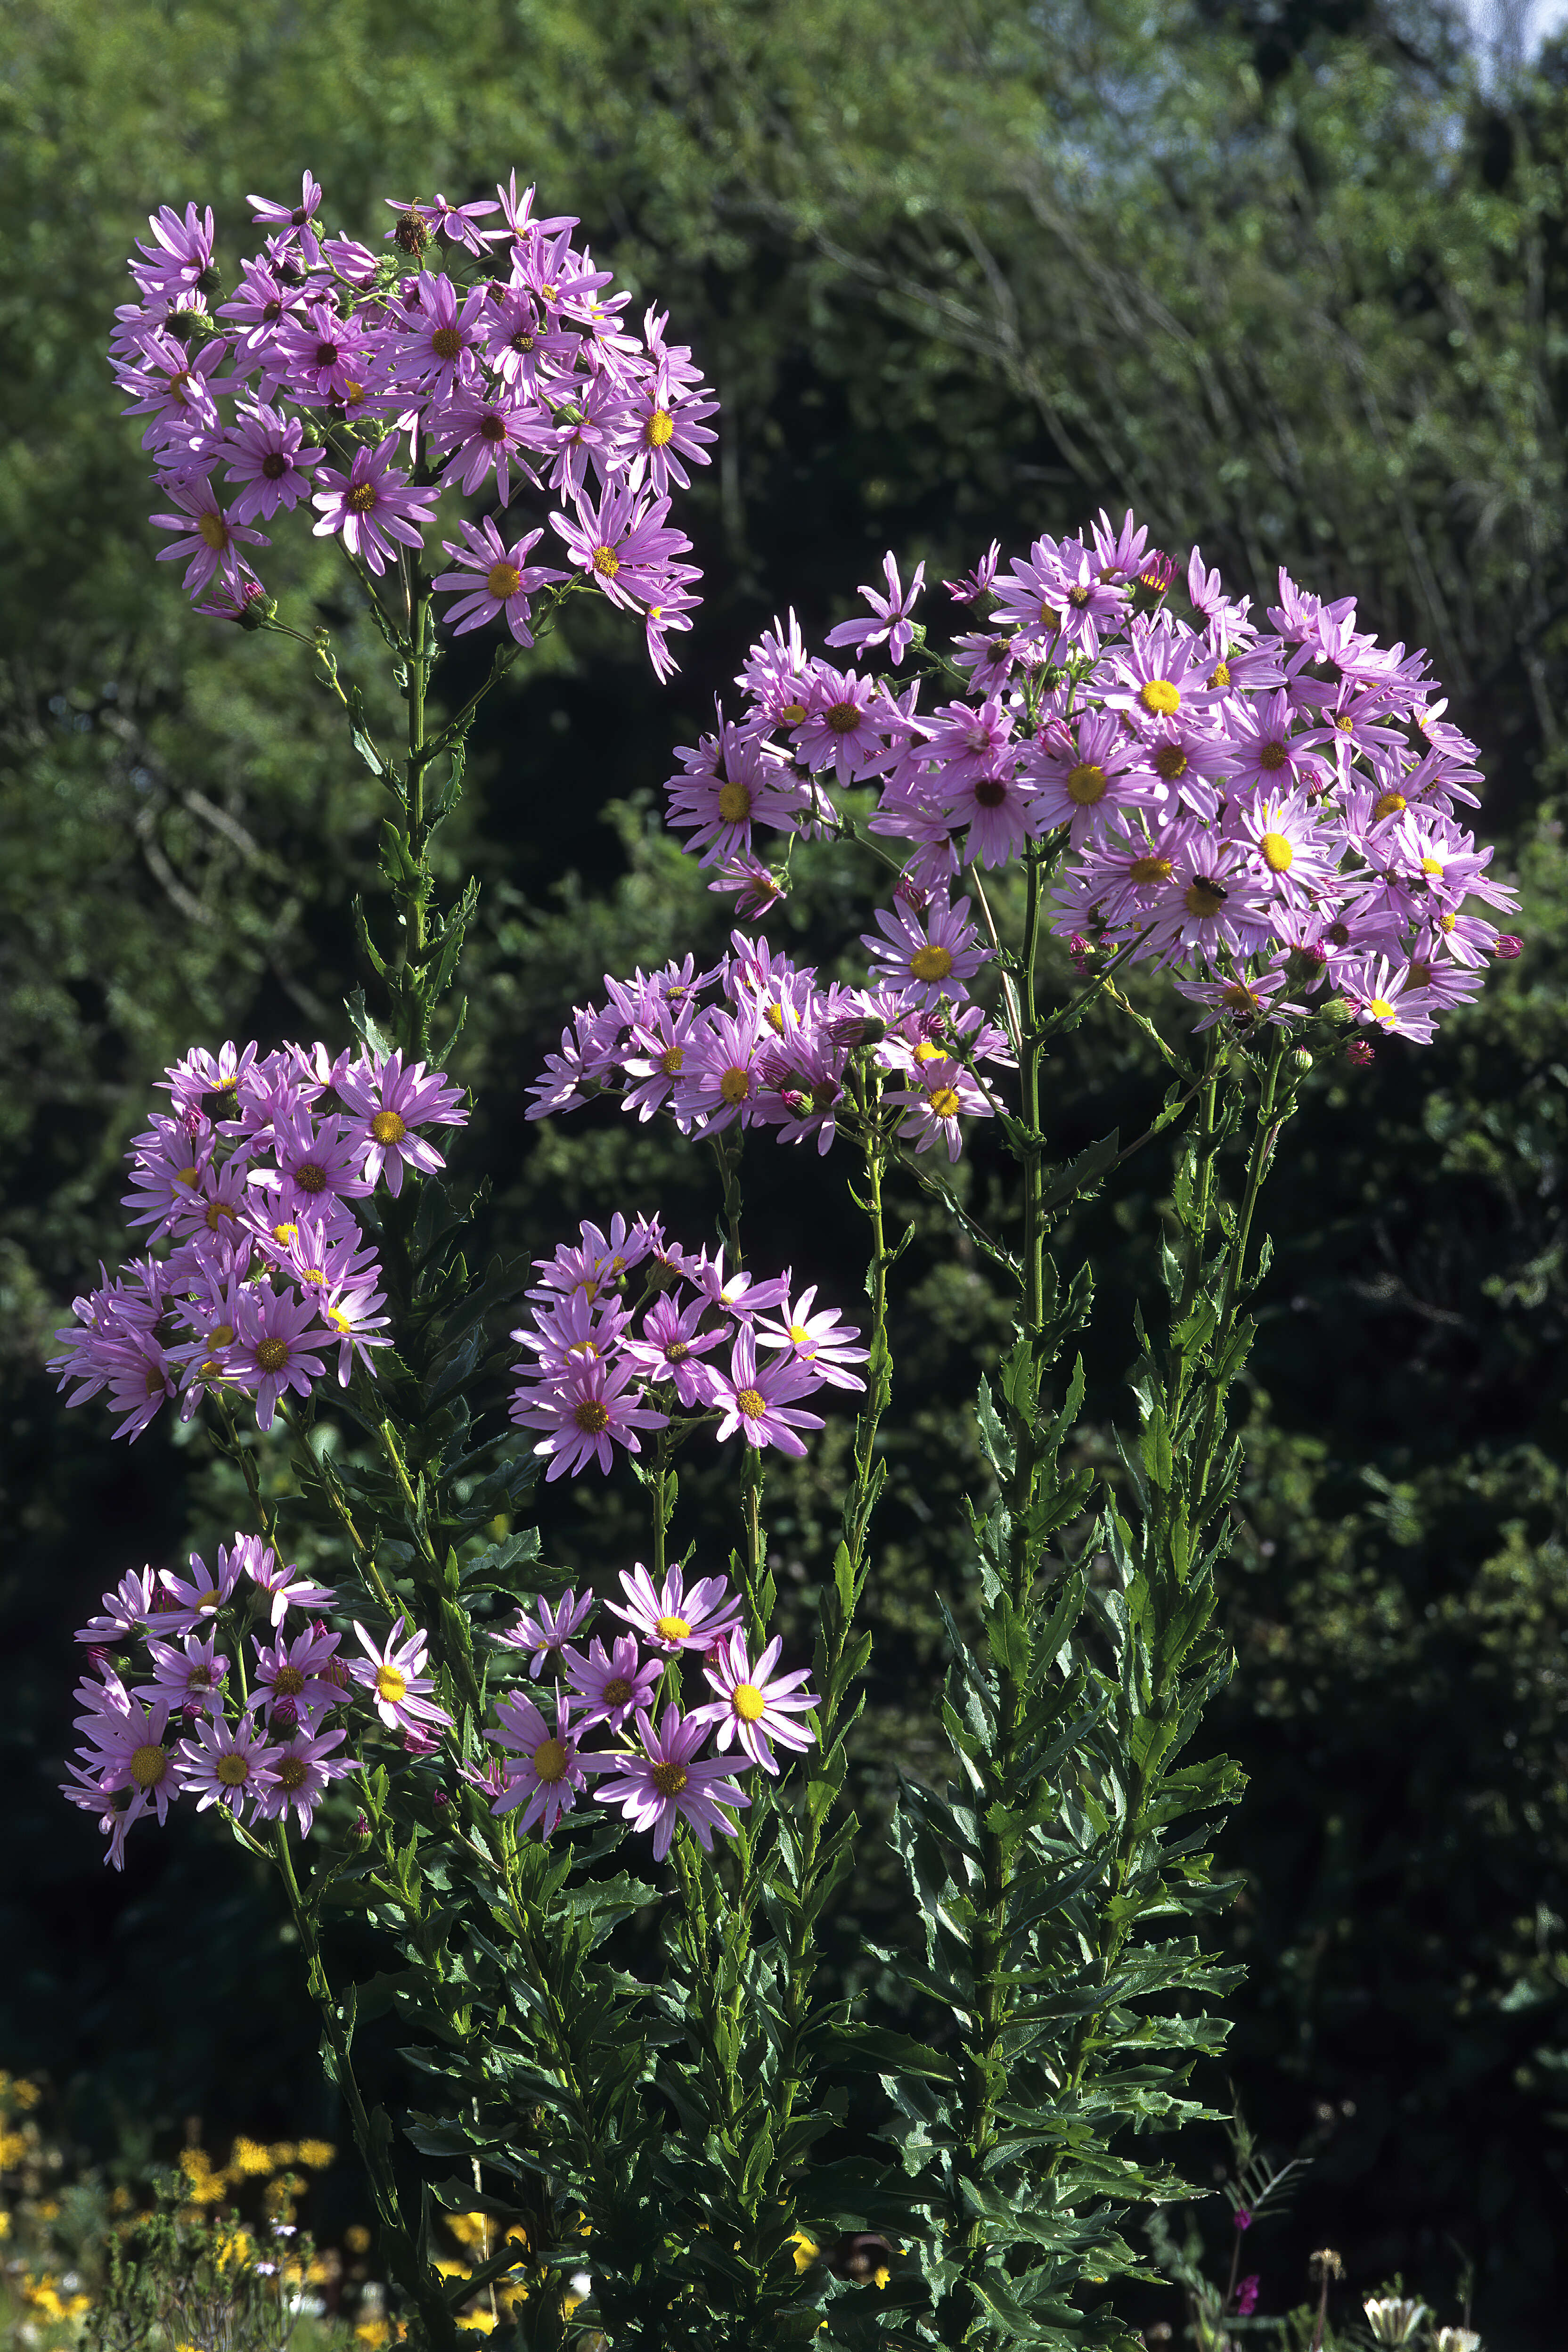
[825,551,926,665]
[487,1691,586,1839]
[512,1355,668,1480]
[493,1588,596,1678]
[551,479,693,612]
[151,474,268,600]
[74,1690,183,1826]
[707,1325,826,1459]
[605,1563,742,1656]
[251,1724,358,1834]
[245,1625,344,1728]
[221,1283,327,1431]
[174,1714,278,1817]
[349,1621,453,1735]
[861,890,988,1005]
[584,1706,751,1860]
[752,1286,868,1392]
[239,1535,336,1629]
[310,441,440,575]
[334,1049,468,1194]
[221,404,323,523]
[690,1631,818,1772]
[432,516,563,648]
[135,1633,229,1721]
[146,1541,246,1634]
[561,1634,662,1733]
[75,1568,159,1646]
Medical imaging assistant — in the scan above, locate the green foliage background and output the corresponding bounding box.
[7,0,1568,2338]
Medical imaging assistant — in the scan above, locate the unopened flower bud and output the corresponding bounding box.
[86,1646,114,1671]
[828,1014,886,1050]
[270,1696,299,1730]
[1494,933,1523,960]
[166,307,217,345]
[1289,1048,1314,1072]
[1345,1037,1375,1067]
[352,1811,372,1846]
[1234,2276,1260,2317]
[1309,2249,1345,2281]
[1068,932,1095,974]
[235,586,277,632]
[1138,551,1177,594]
[1233,2208,1252,2231]
[432,1788,450,1810]
[893,873,929,915]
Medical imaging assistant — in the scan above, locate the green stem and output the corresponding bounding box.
[1192,1030,1290,1506]
[775,1093,897,2143]
[272,1823,456,2350]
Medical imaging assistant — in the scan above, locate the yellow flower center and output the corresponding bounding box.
[779,700,808,726]
[272,1222,297,1245]
[371,1109,407,1145]
[194,1587,221,1611]
[255,1336,289,1373]
[176,1165,201,1187]
[789,1323,814,1346]
[1373,790,1406,819]
[655,1614,692,1642]
[375,1664,408,1704]
[1184,880,1227,918]
[603,1676,634,1707]
[532,1737,570,1784]
[732,1682,767,1722]
[430,325,465,360]
[659,1045,685,1075]
[1421,856,1444,878]
[717,779,752,824]
[719,1067,751,1105]
[1129,855,1173,884]
[825,700,861,734]
[1138,678,1181,716]
[1405,961,1433,989]
[206,1326,233,1350]
[1259,831,1294,874]
[910,944,954,988]
[215,1752,250,1787]
[1065,761,1107,805]
[278,1756,308,1792]
[649,1759,688,1798]
[295,1162,327,1192]
[1367,996,1396,1021]
[1438,912,1457,933]
[1208,660,1231,689]
[1258,741,1290,771]
[274,1665,306,1696]
[204,1200,236,1230]
[197,511,229,551]
[486,562,523,601]
[573,1398,611,1434]
[736,1387,768,1419]
[763,1002,786,1036]
[345,480,377,514]
[1152,743,1187,781]
[301,1267,327,1285]
[1221,983,1261,1013]
[591,543,620,578]
[130,1741,169,1790]
[913,1040,944,1062]
[929,1086,963,1118]
[645,407,675,447]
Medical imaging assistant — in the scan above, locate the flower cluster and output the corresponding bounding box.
[636,518,1512,1072]
[48,1040,466,1440]
[526,928,1013,1165]
[482,1563,816,1858]
[114,174,711,675]
[59,1535,456,1867]
[509,1214,867,1478]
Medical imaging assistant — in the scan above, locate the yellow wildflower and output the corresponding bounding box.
[230,2135,274,2176]
[297,2138,337,2169]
